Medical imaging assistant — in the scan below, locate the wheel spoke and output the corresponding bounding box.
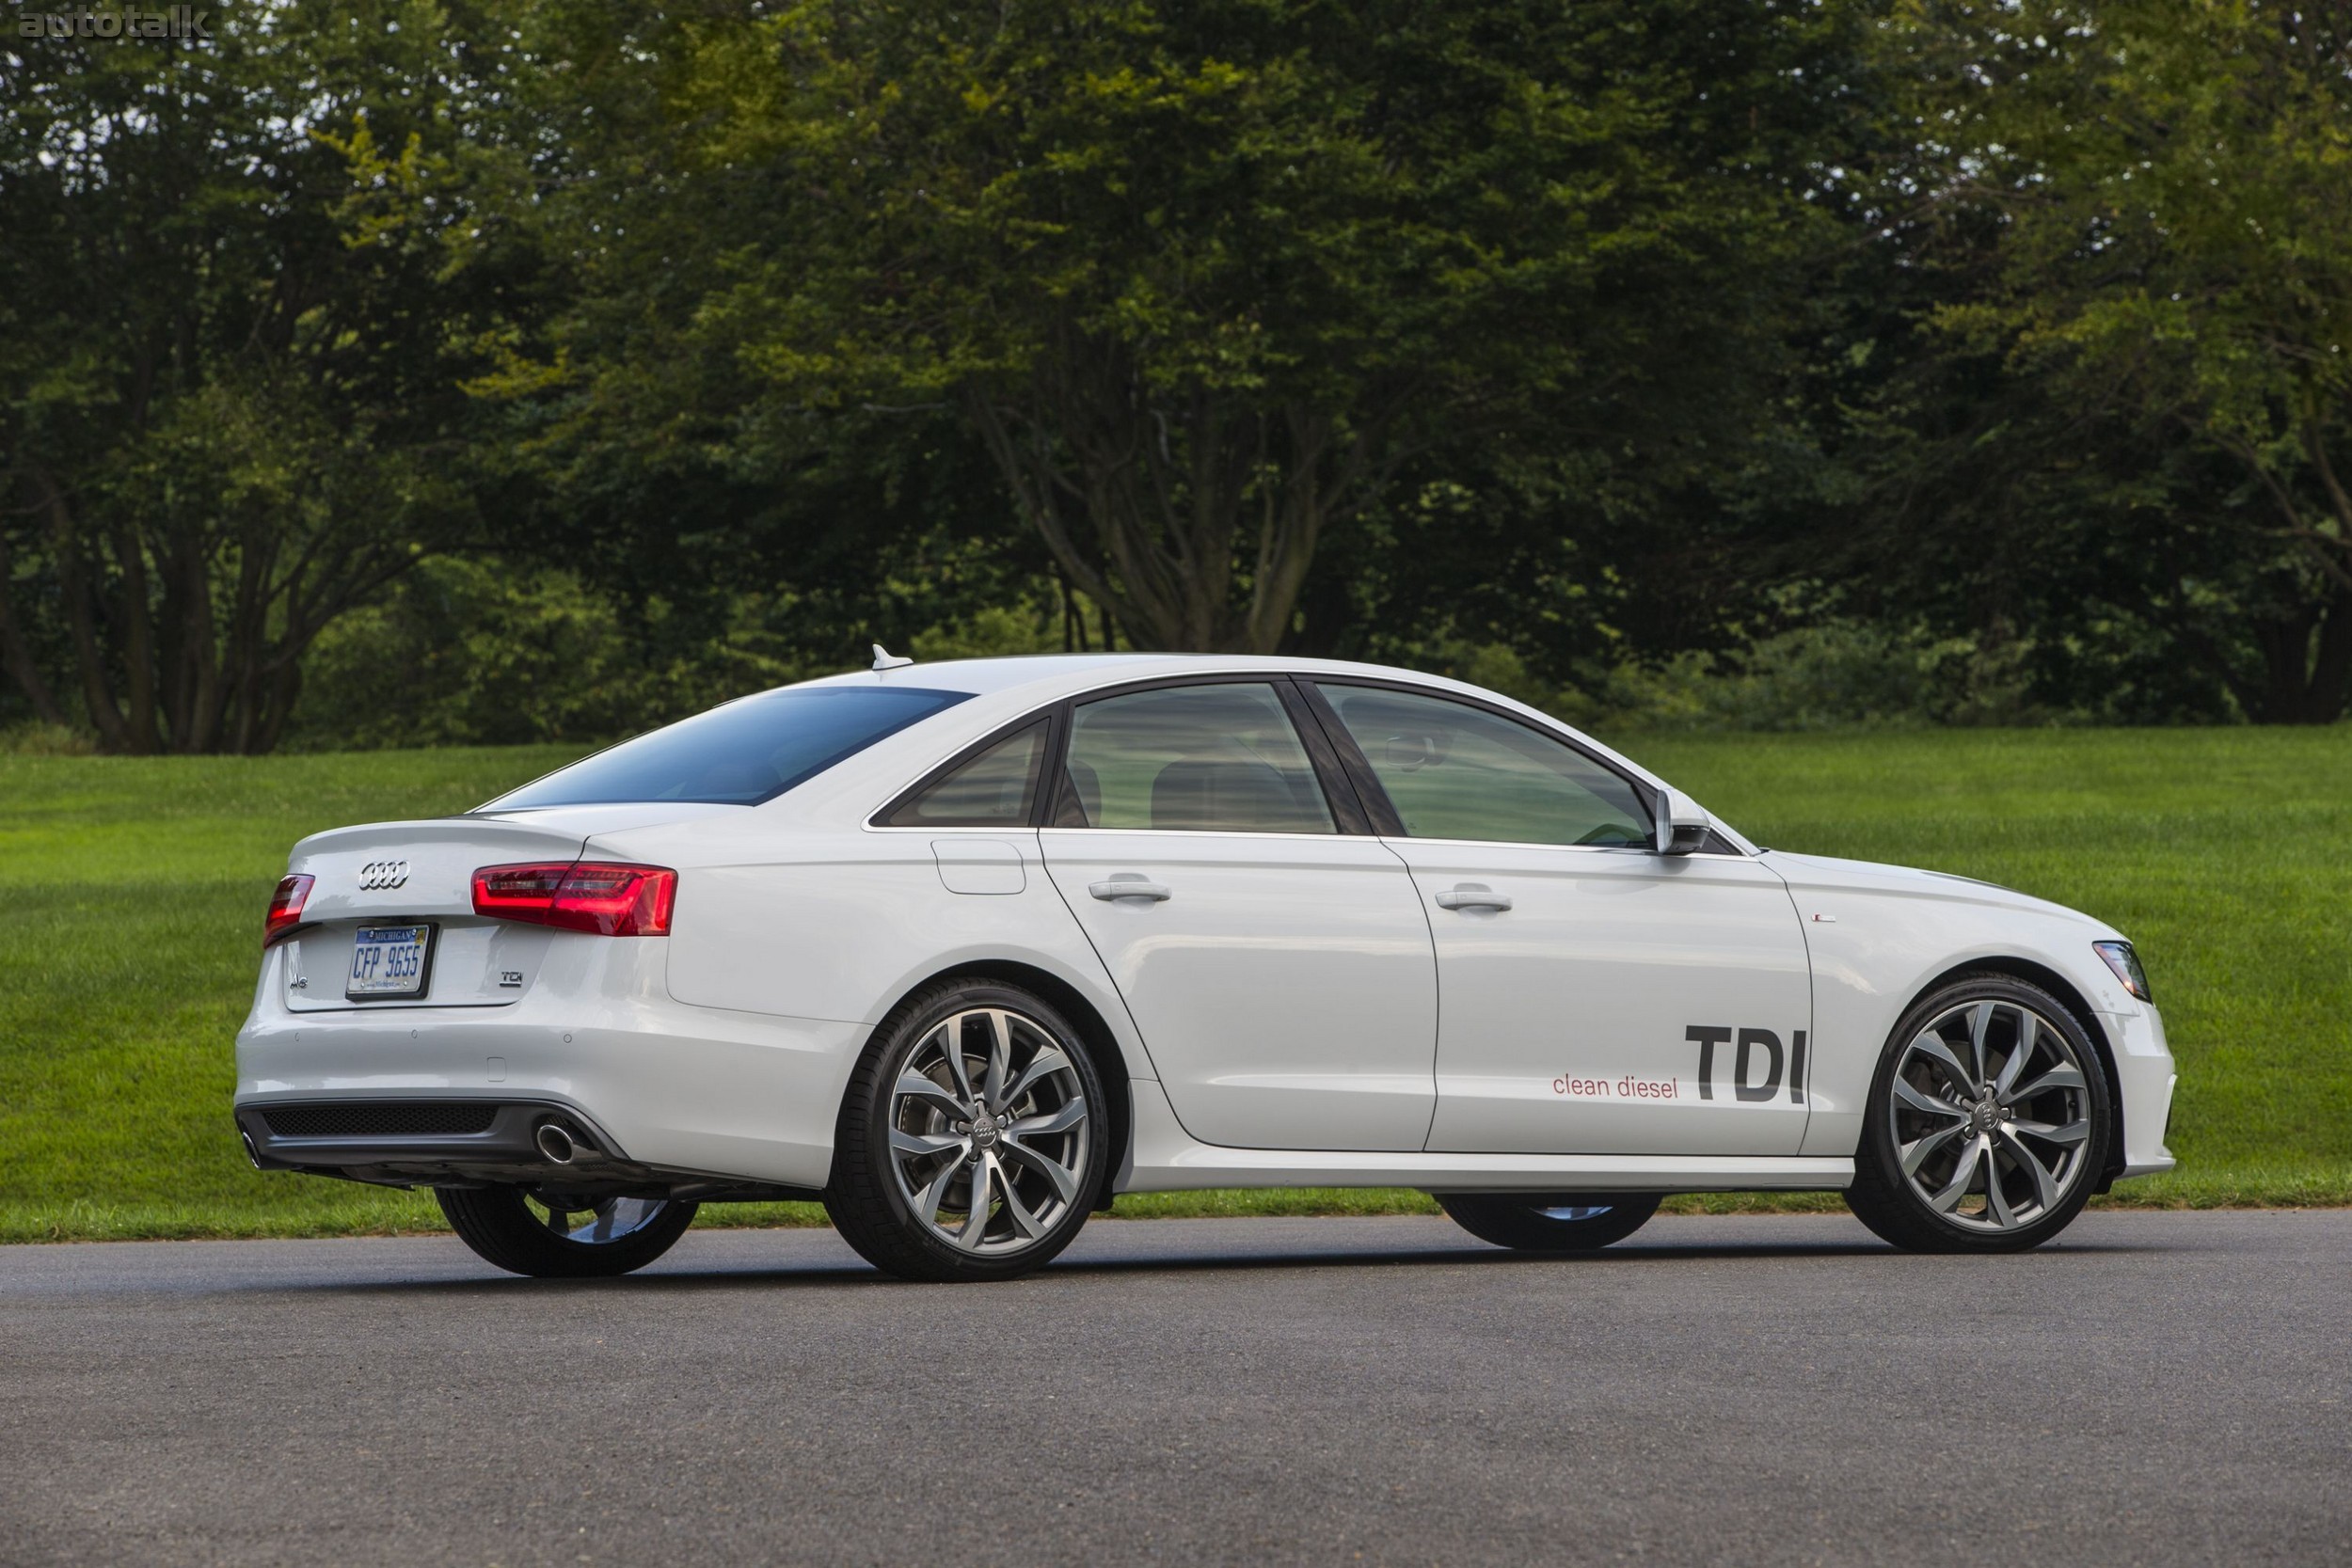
[1899,1120,1968,1178]
[980,1011,1012,1107]
[1928,1134,1988,1212]
[2007,1065,2087,1103]
[1994,1015,2039,1096]
[1892,1078,1967,1122]
[896,1069,968,1121]
[1009,1096,1087,1138]
[997,1133,1080,1203]
[891,1127,968,1162]
[936,1021,977,1103]
[1002,1045,1073,1108]
[2009,1117,2089,1147]
[959,1156,995,1250]
[912,1160,961,1227]
[1983,1148,2019,1227]
[1909,1033,1979,1098]
[1967,1003,1995,1088]
[996,1157,1048,1239]
[1996,1127,2062,1211]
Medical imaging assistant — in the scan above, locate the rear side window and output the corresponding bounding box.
[1317,684,1649,847]
[882,721,1048,827]
[1060,683,1334,834]
[487,687,972,809]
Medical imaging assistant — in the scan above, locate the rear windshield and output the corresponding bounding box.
[485,686,972,809]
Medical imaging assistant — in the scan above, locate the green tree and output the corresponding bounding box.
[675,0,1844,654]
[0,3,540,752]
[1884,0,2352,721]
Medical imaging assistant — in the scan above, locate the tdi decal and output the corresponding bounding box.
[1683,1025,1809,1104]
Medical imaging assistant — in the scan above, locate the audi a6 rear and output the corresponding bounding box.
[235,653,2176,1280]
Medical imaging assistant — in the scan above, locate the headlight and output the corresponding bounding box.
[2093,940,2152,1003]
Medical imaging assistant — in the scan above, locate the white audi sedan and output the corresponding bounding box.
[235,653,2176,1280]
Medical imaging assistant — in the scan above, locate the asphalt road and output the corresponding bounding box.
[2,1211,2346,1567]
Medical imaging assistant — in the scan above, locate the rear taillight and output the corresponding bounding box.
[264,874,314,947]
[471,861,677,937]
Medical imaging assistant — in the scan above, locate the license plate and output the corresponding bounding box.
[347,924,434,1001]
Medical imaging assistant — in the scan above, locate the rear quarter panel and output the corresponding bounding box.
[611,820,1156,1082]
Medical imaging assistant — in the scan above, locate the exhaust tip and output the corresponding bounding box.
[240,1131,263,1170]
[534,1121,579,1164]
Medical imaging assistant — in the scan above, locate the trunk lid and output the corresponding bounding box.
[275,805,737,1013]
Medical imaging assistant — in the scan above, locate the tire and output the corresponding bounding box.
[1844,973,2113,1254]
[1437,1192,1662,1252]
[436,1186,698,1278]
[825,977,1108,1283]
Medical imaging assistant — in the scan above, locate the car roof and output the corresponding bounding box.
[796,652,1474,701]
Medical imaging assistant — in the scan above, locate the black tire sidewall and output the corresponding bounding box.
[436,1185,698,1278]
[1852,975,2113,1253]
[832,979,1108,1282]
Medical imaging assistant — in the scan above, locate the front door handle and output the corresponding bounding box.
[1436,883,1511,912]
[1089,876,1171,903]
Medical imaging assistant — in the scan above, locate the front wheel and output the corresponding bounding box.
[1437,1193,1662,1252]
[436,1187,697,1278]
[1844,974,2112,1253]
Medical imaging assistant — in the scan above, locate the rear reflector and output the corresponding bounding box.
[472,861,677,937]
[264,874,314,947]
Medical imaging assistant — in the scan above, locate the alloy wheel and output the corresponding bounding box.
[1888,998,2094,1233]
[885,1006,1091,1255]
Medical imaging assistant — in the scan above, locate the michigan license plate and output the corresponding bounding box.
[347,924,434,1001]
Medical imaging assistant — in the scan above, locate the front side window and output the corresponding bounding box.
[882,721,1047,827]
[487,686,972,809]
[1062,683,1334,834]
[1316,684,1649,847]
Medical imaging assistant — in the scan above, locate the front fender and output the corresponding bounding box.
[1770,862,2155,1161]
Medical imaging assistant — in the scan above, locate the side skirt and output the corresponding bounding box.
[1113,1078,1854,1195]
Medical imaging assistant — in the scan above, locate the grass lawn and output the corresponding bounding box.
[3,726,2346,1243]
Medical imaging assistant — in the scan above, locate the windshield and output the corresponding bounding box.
[485,686,972,809]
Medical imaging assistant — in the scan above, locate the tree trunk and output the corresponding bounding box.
[2250,582,2352,724]
[0,517,73,729]
[31,468,136,752]
[962,356,1393,655]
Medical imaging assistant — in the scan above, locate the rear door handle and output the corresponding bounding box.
[1436,884,1511,912]
[1089,877,1171,903]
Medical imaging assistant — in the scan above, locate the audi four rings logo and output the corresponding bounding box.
[358,860,409,891]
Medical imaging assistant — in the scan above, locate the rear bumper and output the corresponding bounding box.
[235,942,868,1193]
[234,1097,822,1201]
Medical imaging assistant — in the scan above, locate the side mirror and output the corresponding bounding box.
[1652,788,1713,856]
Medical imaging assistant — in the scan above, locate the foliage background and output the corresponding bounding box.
[7,1,2352,749]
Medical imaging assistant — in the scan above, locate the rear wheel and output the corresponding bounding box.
[1844,974,2111,1253]
[436,1186,697,1278]
[825,978,1106,1283]
[1437,1193,1662,1252]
